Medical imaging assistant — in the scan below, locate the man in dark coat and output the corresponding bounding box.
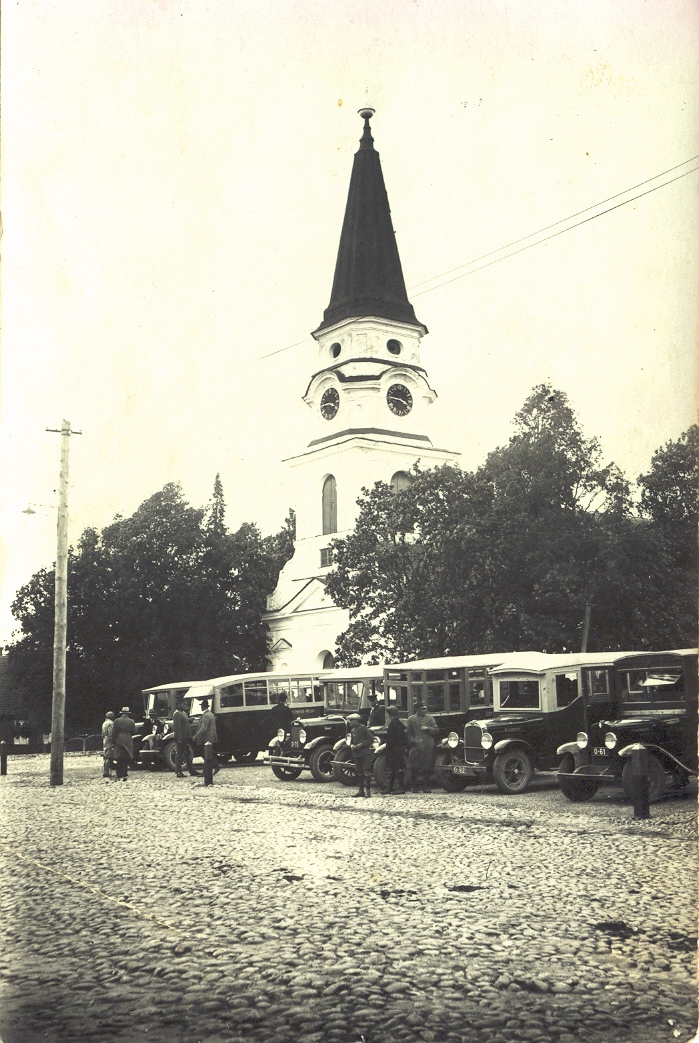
[367,692,386,727]
[383,706,407,794]
[112,707,136,782]
[269,692,295,737]
[347,713,374,798]
[405,702,438,793]
[173,699,197,778]
[193,699,219,773]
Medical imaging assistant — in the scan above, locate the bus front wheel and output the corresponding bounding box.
[271,764,302,781]
[233,749,259,764]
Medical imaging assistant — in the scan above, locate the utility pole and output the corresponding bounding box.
[46,420,82,787]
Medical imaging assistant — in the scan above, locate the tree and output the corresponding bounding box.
[7,479,293,732]
[326,386,697,665]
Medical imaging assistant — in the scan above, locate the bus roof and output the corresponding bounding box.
[141,681,201,694]
[384,651,541,673]
[142,664,386,698]
[489,651,634,675]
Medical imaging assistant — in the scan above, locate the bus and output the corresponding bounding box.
[141,669,328,771]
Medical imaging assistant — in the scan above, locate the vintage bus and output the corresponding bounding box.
[557,649,698,802]
[267,665,384,782]
[140,669,329,771]
[359,652,531,790]
[434,650,632,794]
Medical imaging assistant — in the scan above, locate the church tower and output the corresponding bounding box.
[265,109,458,671]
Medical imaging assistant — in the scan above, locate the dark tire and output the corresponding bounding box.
[373,752,389,792]
[164,741,196,774]
[621,754,667,803]
[557,755,599,802]
[309,745,335,782]
[434,750,470,792]
[332,745,356,786]
[493,748,533,794]
[232,749,258,764]
[217,753,233,764]
[271,763,302,781]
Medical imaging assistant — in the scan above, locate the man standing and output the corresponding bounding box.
[101,711,115,779]
[383,706,408,794]
[405,701,439,793]
[192,699,218,772]
[173,699,197,778]
[111,707,136,782]
[347,712,374,798]
[269,692,295,737]
[367,691,386,727]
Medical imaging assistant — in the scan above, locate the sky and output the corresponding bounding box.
[2,0,698,644]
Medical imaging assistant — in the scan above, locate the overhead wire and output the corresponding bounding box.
[251,155,699,364]
[408,153,699,293]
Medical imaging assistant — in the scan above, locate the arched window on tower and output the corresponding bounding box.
[322,475,338,534]
[390,471,411,494]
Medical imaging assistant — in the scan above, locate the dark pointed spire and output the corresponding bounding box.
[315,109,424,333]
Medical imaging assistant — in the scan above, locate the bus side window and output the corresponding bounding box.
[219,684,244,708]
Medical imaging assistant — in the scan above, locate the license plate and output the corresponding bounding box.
[592,748,608,757]
[453,766,473,776]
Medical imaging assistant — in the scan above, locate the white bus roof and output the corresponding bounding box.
[385,651,541,672]
[490,651,633,675]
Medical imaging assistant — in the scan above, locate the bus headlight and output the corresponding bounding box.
[576,731,588,749]
[277,728,286,741]
[447,732,459,749]
[480,732,493,750]
[297,729,307,745]
[604,731,617,750]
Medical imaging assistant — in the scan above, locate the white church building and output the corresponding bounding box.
[264,109,458,672]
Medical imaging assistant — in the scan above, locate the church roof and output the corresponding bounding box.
[315,109,424,334]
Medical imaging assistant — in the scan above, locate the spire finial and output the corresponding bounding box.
[358,107,375,150]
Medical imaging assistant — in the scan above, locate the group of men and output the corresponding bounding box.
[347,699,438,798]
[100,698,218,780]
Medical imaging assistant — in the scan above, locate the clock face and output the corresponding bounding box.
[387,384,413,417]
[320,387,340,420]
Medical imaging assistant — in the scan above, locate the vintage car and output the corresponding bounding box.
[266,667,384,782]
[434,651,630,794]
[344,652,528,790]
[557,650,698,802]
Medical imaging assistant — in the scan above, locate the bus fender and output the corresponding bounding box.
[557,741,579,757]
[493,737,537,761]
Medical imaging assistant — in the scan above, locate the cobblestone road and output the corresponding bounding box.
[0,755,696,1043]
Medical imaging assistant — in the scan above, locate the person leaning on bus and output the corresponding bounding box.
[173,699,198,778]
[405,702,438,794]
[269,692,295,736]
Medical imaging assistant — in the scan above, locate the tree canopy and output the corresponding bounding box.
[326,386,698,665]
[7,479,293,732]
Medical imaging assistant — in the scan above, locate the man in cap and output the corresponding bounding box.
[347,713,374,798]
[111,707,136,782]
[405,701,438,793]
[101,711,115,779]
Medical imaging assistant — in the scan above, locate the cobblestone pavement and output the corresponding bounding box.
[0,755,696,1043]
